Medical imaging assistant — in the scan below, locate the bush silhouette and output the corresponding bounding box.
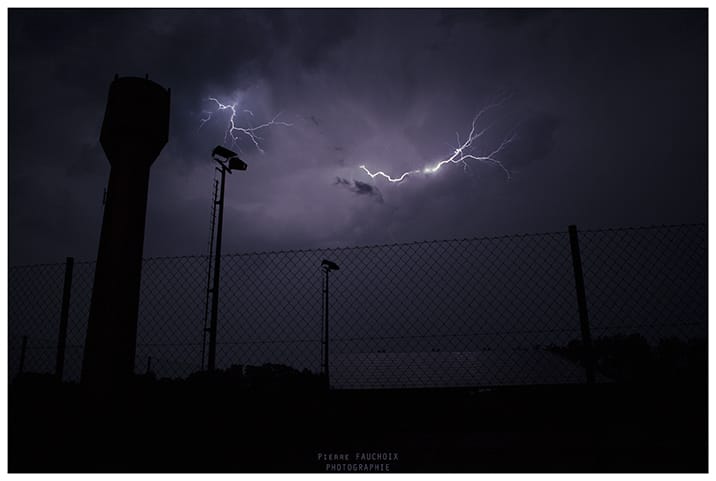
[549,334,706,385]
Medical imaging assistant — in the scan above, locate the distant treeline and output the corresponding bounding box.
[548,334,707,384]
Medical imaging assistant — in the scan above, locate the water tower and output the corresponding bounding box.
[81,75,170,389]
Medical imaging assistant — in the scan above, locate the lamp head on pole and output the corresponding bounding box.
[212,145,247,172]
[321,259,340,272]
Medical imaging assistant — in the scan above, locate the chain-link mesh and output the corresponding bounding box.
[319,233,582,388]
[580,225,706,339]
[576,224,707,383]
[63,261,95,381]
[136,255,209,378]
[8,262,66,378]
[7,224,707,388]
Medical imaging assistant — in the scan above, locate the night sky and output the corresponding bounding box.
[9,9,707,265]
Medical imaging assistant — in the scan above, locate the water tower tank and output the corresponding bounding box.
[100,76,170,166]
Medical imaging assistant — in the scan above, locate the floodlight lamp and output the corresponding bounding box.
[321,259,340,271]
[229,156,247,171]
[212,145,238,163]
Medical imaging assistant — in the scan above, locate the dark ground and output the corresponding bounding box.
[8,371,708,473]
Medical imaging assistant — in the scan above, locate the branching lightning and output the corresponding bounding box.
[199,97,291,154]
[359,103,515,183]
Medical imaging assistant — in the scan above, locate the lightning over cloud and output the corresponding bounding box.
[359,102,516,183]
[199,97,292,154]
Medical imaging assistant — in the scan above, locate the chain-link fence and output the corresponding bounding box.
[7,224,707,389]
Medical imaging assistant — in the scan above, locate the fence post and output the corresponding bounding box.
[19,335,28,374]
[55,256,74,381]
[568,225,595,384]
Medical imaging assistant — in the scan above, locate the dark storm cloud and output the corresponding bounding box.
[353,180,380,198]
[266,10,359,68]
[438,8,548,30]
[66,144,106,177]
[501,112,560,169]
[9,9,707,265]
[335,176,383,202]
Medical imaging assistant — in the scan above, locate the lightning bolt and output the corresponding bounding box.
[199,97,292,154]
[359,102,515,183]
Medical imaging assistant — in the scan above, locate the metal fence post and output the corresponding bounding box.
[55,256,74,381]
[323,269,330,389]
[568,225,595,384]
[19,335,28,374]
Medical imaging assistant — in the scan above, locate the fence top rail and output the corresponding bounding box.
[8,261,67,270]
[9,223,706,269]
[220,231,570,259]
[8,259,98,270]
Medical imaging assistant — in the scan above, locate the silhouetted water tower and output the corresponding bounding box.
[82,75,170,389]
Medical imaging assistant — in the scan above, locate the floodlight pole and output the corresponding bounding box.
[207,162,230,372]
